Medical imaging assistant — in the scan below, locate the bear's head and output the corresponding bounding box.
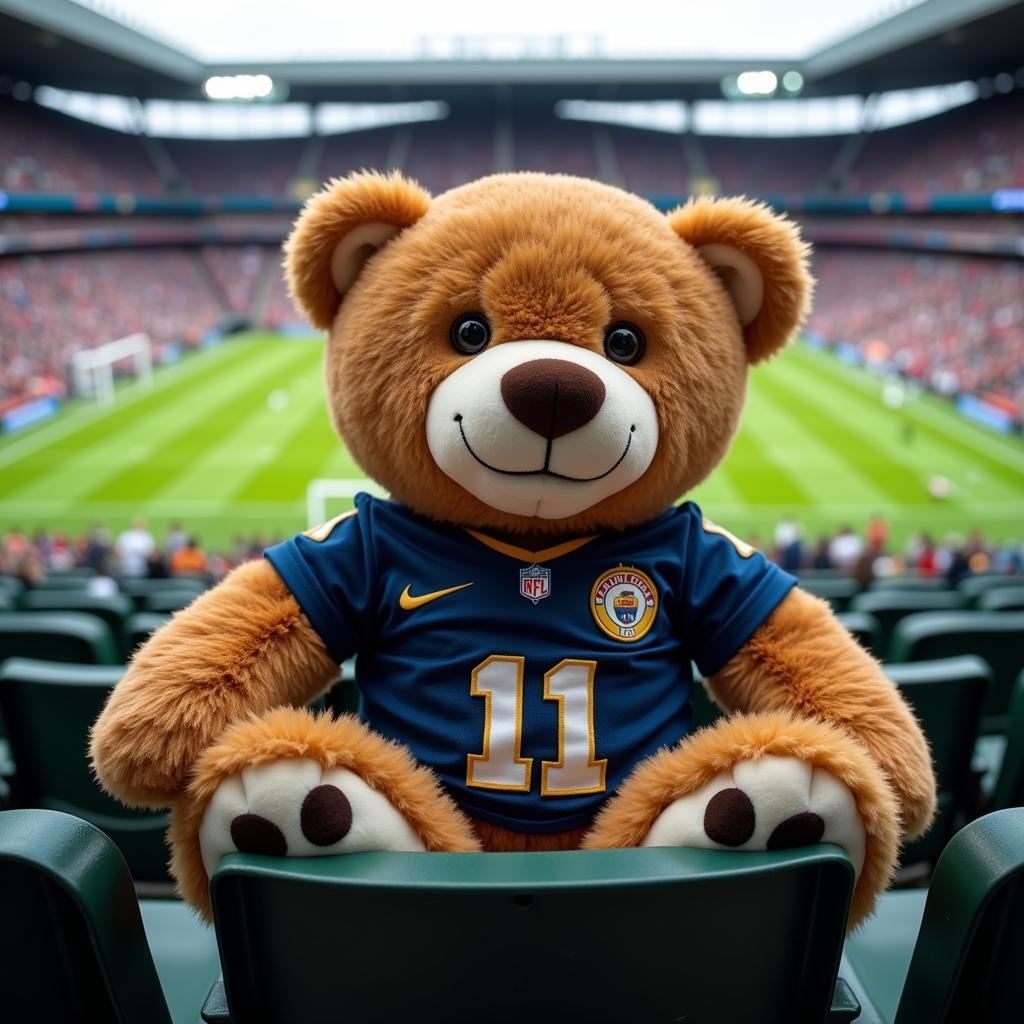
[285,172,811,536]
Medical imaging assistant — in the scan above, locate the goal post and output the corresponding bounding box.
[306,478,388,529]
[72,332,153,405]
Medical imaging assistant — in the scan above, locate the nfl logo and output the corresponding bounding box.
[519,564,551,604]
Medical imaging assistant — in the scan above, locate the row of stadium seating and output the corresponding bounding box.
[3,89,1023,198]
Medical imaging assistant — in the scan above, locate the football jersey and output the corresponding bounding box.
[265,493,796,834]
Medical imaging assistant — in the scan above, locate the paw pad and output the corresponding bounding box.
[703,787,755,847]
[301,784,353,846]
[230,813,287,856]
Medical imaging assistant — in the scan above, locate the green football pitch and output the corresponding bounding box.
[1,332,1022,551]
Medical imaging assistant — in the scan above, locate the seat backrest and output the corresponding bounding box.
[958,573,1024,606]
[0,611,120,665]
[870,577,951,592]
[123,612,171,659]
[0,574,26,598]
[118,576,207,609]
[143,590,197,614]
[799,577,861,612]
[0,808,172,1024]
[836,611,881,654]
[978,586,1024,612]
[991,671,1024,811]
[850,592,966,657]
[895,808,1024,1024]
[889,611,1024,733]
[0,658,170,881]
[211,845,853,1024]
[21,590,135,639]
[886,657,989,864]
[0,591,14,612]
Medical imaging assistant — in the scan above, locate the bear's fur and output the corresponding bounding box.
[92,171,935,926]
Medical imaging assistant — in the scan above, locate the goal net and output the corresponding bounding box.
[71,333,153,405]
[306,478,388,529]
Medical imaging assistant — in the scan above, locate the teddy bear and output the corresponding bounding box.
[91,171,935,927]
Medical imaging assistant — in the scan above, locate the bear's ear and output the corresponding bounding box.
[668,196,812,364]
[285,171,432,330]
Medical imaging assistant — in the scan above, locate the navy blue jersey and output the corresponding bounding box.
[266,494,795,833]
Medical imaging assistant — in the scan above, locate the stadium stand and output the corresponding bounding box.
[315,125,396,184]
[200,245,267,315]
[606,125,690,195]
[163,137,303,196]
[404,115,496,192]
[701,133,846,194]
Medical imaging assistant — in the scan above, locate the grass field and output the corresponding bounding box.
[1,331,1022,551]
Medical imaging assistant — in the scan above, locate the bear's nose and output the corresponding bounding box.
[500,358,606,439]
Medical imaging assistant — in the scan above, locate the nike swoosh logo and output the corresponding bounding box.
[399,582,473,610]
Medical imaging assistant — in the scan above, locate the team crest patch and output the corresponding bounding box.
[520,564,551,604]
[591,567,658,642]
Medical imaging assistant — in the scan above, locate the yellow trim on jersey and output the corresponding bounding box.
[701,518,755,558]
[399,582,473,610]
[463,529,598,564]
[303,508,358,542]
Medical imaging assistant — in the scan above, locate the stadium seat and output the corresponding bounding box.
[0,575,25,600]
[123,611,171,658]
[323,659,359,717]
[0,611,120,664]
[869,577,951,593]
[958,573,1024,607]
[119,576,208,609]
[29,575,95,590]
[843,808,1024,1024]
[990,671,1024,811]
[849,591,967,658]
[836,611,881,654]
[45,566,96,579]
[888,612,1024,733]
[885,657,989,865]
[208,845,854,1024]
[0,658,169,880]
[143,590,197,614]
[795,568,846,580]
[799,576,861,612]
[0,591,14,613]
[977,586,1024,612]
[0,808,219,1024]
[20,589,135,639]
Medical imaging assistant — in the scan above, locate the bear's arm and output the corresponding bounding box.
[91,558,338,808]
[705,586,935,839]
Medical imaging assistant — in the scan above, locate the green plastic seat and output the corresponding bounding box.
[0,591,14,612]
[144,590,198,614]
[889,612,1024,733]
[870,577,951,592]
[21,589,135,640]
[119,576,208,609]
[958,573,1024,606]
[978,586,1024,612]
[0,574,26,598]
[324,659,359,717]
[29,575,94,590]
[0,611,120,665]
[0,808,219,1024]
[991,671,1024,811]
[209,845,854,1024]
[123,611,171,658]
[836,610,881,654]
[885,657,988,865]
[845,808,1024,1024]
[796,568,846,580]
[800,577,862,612]
[849,592,967,660]
[0,658,170,880]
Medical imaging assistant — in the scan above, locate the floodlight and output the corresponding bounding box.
[736,71,778,96]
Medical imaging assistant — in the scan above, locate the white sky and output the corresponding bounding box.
[73,0,926,63]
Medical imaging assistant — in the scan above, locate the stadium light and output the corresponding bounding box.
[782,71,804,94]
[736,70,778,96]
[203,74,275,101]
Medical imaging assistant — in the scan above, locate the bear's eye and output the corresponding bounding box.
[450,313,492,355]
[603,323,645,365]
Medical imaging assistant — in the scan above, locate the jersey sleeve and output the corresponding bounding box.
[264,508,375,664]
[678,506,797,677]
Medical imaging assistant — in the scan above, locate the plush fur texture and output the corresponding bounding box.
[582,710,898,929]
[172,706,481,917]
[294,172,812,536]
[707,587,936,839]
[91,559,337,807]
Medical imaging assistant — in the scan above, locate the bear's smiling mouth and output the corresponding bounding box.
[454,414,635,483]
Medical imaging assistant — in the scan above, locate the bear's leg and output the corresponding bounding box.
[171,706,480,917]
[582,711,901,928]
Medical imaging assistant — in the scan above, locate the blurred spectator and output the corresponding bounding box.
[866,514,890,555]
[165,522,189,558]
[170,537,208,575]
[116,519,156,577]
[829,526,864,570]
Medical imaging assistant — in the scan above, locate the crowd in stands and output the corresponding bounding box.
[200,245,267,315]
[403,117,496,193]
[699,134,845,194]
[3,518,1021,590]
[809,250,1024,409]
[163,138,302,197]
[0,250,224,406]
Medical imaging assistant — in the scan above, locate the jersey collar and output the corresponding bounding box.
[463,529,598,564]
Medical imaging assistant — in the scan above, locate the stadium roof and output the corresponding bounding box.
[1,0,1022,102]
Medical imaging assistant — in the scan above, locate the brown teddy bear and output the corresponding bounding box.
[91,171,935,926]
